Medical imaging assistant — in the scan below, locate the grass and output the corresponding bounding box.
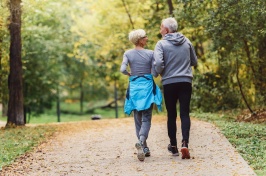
[23,107,126,124]
[192,112,266,176]
[0,101,128,170]
[0,101,128,124]
[1,109,127,124]
[0,108,129,171]
[0,125,57,170]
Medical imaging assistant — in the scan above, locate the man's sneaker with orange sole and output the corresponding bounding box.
[181,141,190,159]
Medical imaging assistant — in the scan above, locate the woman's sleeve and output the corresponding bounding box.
[153,42,165,74]
[120,53,130,75]
[151,51,159,77]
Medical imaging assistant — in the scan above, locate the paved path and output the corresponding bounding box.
[0,120,5,128]
[0,116,256,176]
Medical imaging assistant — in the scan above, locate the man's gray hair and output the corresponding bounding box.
[162,17,178,33]
[128,29,146,45]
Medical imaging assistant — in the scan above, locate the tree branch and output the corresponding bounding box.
[121,0,134,29]
[236,56,254,114]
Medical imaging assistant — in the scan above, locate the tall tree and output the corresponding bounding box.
[7,0,24,126]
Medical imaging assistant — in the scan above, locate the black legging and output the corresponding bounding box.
[163,82,192,146]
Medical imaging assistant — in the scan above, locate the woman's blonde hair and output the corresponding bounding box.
[128,29,146,45]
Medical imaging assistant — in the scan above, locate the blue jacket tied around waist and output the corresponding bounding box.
[124,74,163,115]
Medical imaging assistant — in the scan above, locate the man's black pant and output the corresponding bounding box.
[163,82,192,146]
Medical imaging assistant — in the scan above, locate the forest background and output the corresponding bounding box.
[0,0,265,174]
[0,0,265,122]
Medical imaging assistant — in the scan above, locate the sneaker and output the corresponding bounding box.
[181,141,190,159]
[135,141,145,161]
[143,147,150,157]
[167,144,179,156]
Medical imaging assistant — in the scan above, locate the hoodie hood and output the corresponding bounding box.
[163,32,186,45]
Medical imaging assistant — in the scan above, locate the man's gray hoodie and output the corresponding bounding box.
[154,32,197,85]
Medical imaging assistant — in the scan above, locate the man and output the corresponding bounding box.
[154,17,197,159]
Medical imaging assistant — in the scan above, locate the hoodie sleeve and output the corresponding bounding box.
[153,41,165,74]
[187,39,198,67]
[120,53,130,75]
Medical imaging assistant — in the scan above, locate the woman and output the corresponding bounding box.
[120,29,162,161]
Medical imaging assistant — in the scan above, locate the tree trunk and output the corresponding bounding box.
[0,20,4,117]
[114,79,118,118]
[167,0,174,16]
[56,86,60,122]
[80,82,84,114]
[236,57,254,114]
[7,0,24,126]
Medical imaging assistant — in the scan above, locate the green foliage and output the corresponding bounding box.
[192,70,241,112]
[174,0,266,111]
[192,112,266,175]
[143,0,173,45]
[0,125,56,169]
[1,0,265,116]
[205,0,266,105]
[0,0,9,109]
[22,0,73,114]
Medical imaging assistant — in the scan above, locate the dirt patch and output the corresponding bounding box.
[0,116,256,176]
[237,108,266,123]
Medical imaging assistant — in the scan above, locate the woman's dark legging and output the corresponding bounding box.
[163,82,192,146]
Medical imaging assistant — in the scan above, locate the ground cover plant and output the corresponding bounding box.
[0,125,57,170]
[192,112,266,176]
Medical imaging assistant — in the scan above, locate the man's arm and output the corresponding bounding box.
[189,43,198,67]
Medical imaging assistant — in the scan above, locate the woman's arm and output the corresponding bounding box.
[120,53,131,76]
[153,42,165,74]
[151,51,159,77]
